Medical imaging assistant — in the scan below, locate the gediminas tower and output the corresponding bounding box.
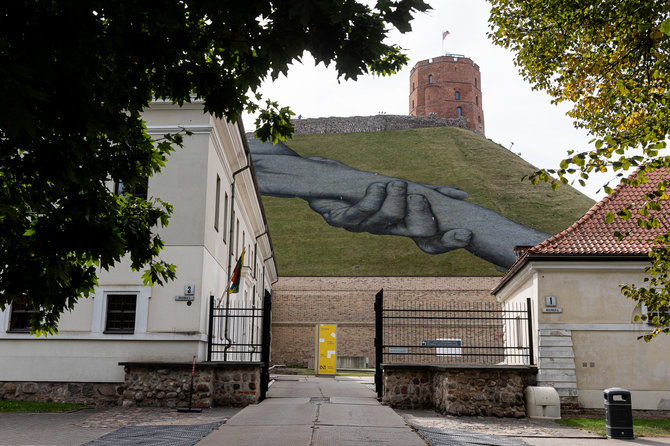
[409,54,485,136]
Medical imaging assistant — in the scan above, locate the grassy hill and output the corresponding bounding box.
[261,126,594,276]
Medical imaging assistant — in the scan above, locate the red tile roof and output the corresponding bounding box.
[493,167,670,294]
[528,167,670,256]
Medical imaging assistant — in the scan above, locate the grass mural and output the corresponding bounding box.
[261,126,594,276]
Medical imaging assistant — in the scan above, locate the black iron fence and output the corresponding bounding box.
[207,290,272,400]
[375,289,533,397]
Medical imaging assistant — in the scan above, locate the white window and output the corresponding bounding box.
[92,286,150,335]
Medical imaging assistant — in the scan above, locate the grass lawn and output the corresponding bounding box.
[266,127,594,276]
[556,418,670,437]
[0,400,88,413]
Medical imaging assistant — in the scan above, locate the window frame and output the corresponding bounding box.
[92,286,150,336]
[104,293,138,334]
[7,297,38,333]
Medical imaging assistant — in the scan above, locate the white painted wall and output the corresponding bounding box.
[496,260,670,410]
[0,102,277,382]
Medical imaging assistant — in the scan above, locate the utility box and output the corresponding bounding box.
[604,388,634,439]
[524,386,561,419]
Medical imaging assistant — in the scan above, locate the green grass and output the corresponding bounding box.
[556,418,670,437]
[0,400,88,413]
[265,127,594,276]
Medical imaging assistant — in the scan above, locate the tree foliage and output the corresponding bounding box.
[488,0,670,339]
[0,0,429,334]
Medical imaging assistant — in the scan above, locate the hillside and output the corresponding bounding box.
[261,126,594,276]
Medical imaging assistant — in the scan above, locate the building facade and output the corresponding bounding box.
[0,102,276,401]
[409,55,485,136]
[494,168,670,411]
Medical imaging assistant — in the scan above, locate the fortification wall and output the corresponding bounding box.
[291,114,470,135]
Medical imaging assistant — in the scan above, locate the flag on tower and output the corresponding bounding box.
[442,30,450,40]
[227,249,245,294]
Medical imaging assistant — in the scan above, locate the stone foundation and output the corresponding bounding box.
[0,381,123,406]
[383,364,537,418]
[0,362,263,408]
[120,362,262,408]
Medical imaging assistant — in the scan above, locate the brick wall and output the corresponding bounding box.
[271,276,500,368]
[409,55,485,136]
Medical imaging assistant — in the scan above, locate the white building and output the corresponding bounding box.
[0,101,277,391]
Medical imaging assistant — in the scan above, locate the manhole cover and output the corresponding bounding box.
[309,397,330,403]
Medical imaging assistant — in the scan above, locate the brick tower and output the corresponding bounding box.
[409,54,485,135]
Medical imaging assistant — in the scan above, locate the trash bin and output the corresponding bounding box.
[604,387,634,439]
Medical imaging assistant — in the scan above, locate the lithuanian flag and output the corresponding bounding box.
[228,249,245,294]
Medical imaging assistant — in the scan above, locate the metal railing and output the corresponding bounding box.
[375,290,533,397]
[207,292,270,362]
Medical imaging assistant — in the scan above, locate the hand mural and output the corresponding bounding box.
[248,139,550,269]
[306,181,473,254]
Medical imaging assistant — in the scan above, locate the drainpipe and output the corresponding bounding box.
[223,154,251,360]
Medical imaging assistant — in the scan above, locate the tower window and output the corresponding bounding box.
[457,107,462,117]
[475,78,478,88]
[476,96,479,106]
[428,74,433,84]
[455,91,460,100]
[412,82,415,90]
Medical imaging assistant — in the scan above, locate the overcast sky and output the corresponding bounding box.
[242,0,611,201]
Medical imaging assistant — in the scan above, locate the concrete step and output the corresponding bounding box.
[538,347,575,358]
[538,358,576,369]
[538,329,572,337]
[538,337,574,347]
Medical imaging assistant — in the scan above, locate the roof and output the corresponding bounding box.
[493,167,670,294]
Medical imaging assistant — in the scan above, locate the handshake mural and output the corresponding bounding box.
[248,139,550,269]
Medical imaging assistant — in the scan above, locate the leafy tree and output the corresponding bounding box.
[488,0,670,339]
[0,0,429,334]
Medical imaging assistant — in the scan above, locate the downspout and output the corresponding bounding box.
[223,153,251,360]
[249,228,268,359]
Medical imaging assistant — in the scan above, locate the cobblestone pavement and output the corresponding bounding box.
[397,409,602,438]
[0,406,238,446]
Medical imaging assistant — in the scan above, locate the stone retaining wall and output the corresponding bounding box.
[0,381,122,406]
[0,362,262,408]
[120,362,261,408]
[291,114,471,135]
[383,364,537,418]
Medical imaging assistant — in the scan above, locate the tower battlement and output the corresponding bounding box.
[409,54,485,136]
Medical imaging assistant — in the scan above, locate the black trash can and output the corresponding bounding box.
[604,387,634,439]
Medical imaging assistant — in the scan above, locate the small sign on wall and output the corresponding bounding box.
[175,295,194,302]
[184,284,195,295]
[542,307,562,313]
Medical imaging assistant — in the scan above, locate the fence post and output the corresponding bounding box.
[260,290,272,402]
[374,289,383,399]
[526,297,535,365]
[207,294,214,362]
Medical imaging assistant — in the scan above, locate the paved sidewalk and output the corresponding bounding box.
[198,375,426,446]
[400,408,670,446]
[0,407,237,446]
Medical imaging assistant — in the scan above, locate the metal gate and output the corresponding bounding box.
[374,289,533,397]
[207,290,272,401]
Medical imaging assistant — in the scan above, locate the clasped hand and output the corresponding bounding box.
[307,181,472,254]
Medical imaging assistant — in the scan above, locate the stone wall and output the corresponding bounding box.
[0,362,262,408]
[121,362,261,408]
[271,276,501,368]
[0,381,122,406]
[290,114,470,135]
[383,364,537,418]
